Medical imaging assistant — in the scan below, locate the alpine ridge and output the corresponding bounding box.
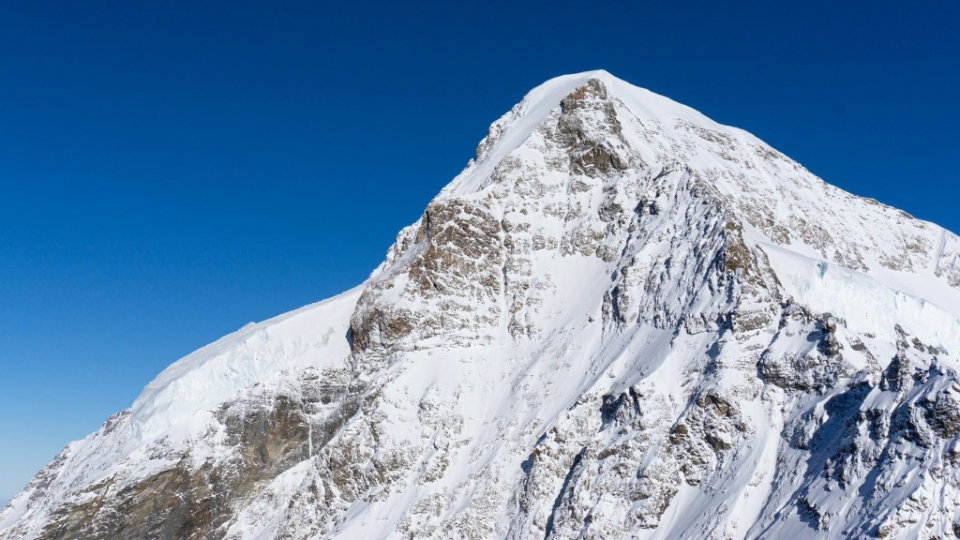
[3,70,960,539]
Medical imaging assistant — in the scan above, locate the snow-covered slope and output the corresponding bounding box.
[4,70,960,540]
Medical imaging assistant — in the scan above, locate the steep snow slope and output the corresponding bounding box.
[3,70,960,540]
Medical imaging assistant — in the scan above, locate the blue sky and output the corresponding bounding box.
[1,0,958,505]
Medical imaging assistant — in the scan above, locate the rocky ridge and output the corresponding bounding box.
[3,70,960,539]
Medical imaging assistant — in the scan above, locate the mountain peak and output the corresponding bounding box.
[4,73,960,540]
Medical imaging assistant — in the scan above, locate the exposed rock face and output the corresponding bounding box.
[4,70,960,539]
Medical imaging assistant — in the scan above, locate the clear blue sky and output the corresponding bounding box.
[1,0,958,505]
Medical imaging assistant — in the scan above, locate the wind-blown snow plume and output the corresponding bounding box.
[4,70,960,539]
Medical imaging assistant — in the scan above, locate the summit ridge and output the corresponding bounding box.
[3,72,960,540]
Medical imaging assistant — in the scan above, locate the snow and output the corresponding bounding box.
[131,284,362,440]
[762,241,960,357]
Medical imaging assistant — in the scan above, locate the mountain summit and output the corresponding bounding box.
[3,71,960,539]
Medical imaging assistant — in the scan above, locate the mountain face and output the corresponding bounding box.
[4,71,960,540]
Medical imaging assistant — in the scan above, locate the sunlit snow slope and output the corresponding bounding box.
[4,70,960,540]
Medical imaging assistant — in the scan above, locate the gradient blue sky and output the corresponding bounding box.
[1,0,958,505]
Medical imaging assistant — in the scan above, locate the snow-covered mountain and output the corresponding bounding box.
[4,70,960,539]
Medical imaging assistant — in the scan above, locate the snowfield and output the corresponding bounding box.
[3,70,960,540]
